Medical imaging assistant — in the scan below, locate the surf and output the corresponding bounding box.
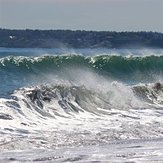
[1,49,163,153]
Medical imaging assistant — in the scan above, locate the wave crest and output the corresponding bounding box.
[1,55,163,74]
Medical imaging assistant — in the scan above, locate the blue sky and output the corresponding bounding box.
[0,0,163,32]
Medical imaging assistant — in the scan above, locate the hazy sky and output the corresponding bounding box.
[0,0,163,32]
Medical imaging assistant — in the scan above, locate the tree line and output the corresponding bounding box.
[0,29,163,48]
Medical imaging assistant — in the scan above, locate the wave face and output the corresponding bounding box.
[1,55,163,76]
[1,48,163,150]
[1,55,163,96]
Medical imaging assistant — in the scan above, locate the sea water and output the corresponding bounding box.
[1,48,163,162]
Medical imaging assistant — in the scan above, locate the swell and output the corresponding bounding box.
[1,55,163,75]
[1,55,163,97]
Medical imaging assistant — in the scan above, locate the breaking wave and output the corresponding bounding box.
[1,55,163,75]
[1,81,163,149]
[1,55,163,95]
[1,53,163,150]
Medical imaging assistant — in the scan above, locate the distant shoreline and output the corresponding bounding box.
[0,29,163,49]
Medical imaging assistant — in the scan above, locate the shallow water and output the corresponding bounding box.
[1,139,163,162]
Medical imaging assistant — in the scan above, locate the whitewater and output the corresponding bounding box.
[1,48,163,162]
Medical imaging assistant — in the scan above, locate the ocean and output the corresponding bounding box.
[1,47,163,162]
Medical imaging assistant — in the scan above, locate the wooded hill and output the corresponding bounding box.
[0,29,163,48]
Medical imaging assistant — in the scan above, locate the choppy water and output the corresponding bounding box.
[1,48,163,162]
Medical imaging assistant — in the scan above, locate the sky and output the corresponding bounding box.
[0,0,163,32]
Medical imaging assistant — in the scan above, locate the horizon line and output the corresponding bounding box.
[0,28,162,34]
